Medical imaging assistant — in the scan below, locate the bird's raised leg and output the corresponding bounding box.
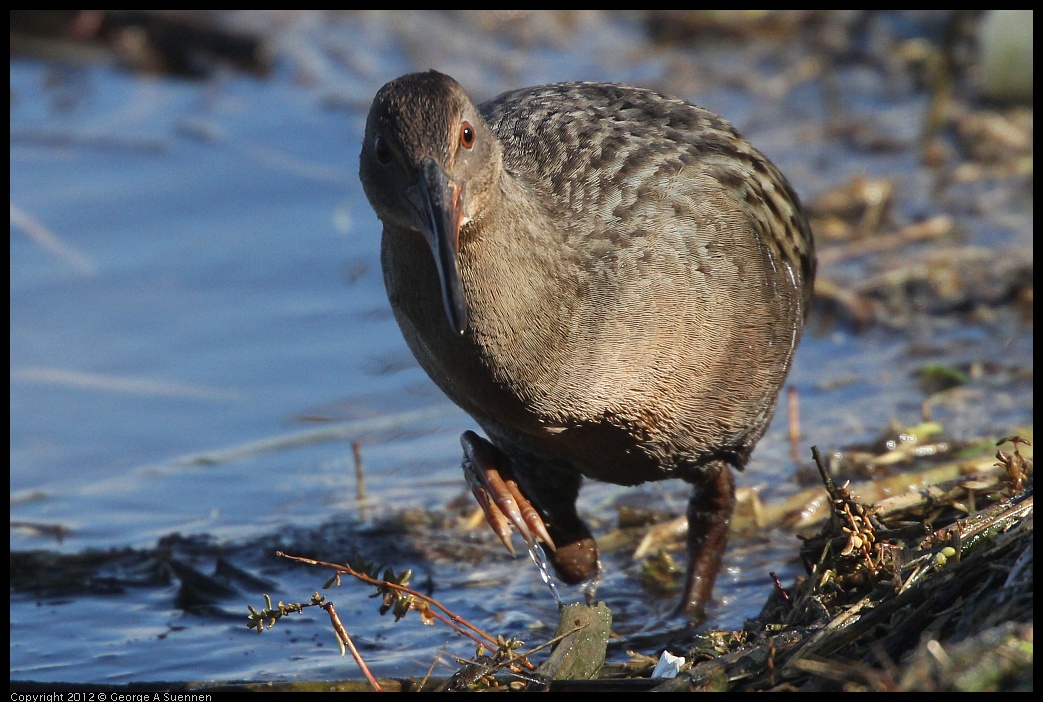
[460,430,599,585]
[461,430,553,555]
[677,461,737,619]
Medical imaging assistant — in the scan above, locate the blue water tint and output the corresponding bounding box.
[9,11,1032,685]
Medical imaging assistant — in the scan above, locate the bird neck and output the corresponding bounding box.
[456,173,580,408]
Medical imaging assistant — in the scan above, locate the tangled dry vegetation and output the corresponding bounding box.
[239,434,1030,692]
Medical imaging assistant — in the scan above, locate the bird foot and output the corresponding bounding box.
[460,430,555,557]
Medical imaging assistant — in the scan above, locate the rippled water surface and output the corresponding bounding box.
[11,11,1031,684]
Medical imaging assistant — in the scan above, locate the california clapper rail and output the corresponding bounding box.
[360,70,815,618]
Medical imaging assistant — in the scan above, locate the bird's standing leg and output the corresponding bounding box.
[461,430,599,585]
[677,461,737,618]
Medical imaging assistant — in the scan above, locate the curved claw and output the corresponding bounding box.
[461,431,555,556]
[464,456,523,556]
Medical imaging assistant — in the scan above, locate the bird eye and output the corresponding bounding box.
[373,134,392,164]
[460,122,475,149]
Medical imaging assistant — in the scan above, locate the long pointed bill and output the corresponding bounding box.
[405,157,468,334]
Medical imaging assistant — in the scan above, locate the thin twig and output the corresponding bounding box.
[352,440,367,502]
[788,386,802,464]
[322,601,383,692]
[420,641,451,692]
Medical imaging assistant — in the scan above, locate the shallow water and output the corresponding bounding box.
[10,11,1032,684]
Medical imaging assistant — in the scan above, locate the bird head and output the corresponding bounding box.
[360,70,503,334]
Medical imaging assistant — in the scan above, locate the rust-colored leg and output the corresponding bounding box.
[677,461,736,618]
[460,430,599,585]
[461,430,553,555]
